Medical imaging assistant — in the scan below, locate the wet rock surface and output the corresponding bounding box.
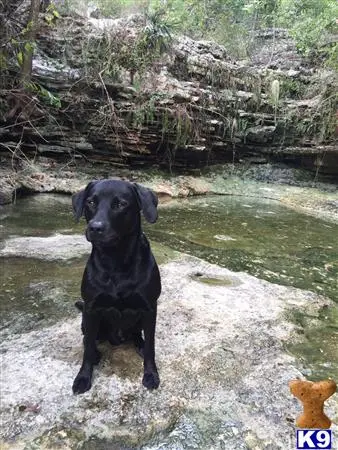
[1,256,337,449]
[1,171,337,449]
[0,234,91,260]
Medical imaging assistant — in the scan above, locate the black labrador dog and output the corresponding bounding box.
[72,179,161,394]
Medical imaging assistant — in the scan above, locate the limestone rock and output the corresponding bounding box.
[1,256,337,449]
[0,16,337,175]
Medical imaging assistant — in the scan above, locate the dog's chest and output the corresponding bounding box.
[92,275,149,312]
[96,272,135,298]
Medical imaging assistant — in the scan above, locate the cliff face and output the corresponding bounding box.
[1,15,337,173]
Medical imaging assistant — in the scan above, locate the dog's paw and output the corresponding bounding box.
[72,373,92,394]
[142,371,160,390]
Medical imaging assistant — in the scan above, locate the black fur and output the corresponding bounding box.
[72,179,161,394]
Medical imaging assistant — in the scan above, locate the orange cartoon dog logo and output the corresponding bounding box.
[289,379,337,429]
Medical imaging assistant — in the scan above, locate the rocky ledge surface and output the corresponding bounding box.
[1,158,337,224]
[0,15,337,174]
[1,254,337,450]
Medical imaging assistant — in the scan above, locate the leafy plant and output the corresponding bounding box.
[25,81,62,108]
[80,7,173,84]
[44,2,61,25]
[141,10,173,54]
[278,0,337,63]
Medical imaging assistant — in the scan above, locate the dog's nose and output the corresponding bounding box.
[89,221,105,233]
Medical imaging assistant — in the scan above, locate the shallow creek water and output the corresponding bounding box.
[0,193,337,380]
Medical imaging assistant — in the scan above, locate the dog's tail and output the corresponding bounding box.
[75,300,84,312]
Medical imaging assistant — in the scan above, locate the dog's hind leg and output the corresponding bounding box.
[74,300,84,311]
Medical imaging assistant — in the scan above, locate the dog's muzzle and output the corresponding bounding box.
[86,221,120,244]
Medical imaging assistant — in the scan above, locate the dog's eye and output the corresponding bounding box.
[86,199,95,207]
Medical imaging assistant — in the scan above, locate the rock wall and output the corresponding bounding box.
[0,15,337,174]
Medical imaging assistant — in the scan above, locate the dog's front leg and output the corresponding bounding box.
[142,310,160,390]
[72,311,101,394]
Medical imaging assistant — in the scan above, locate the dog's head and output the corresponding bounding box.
[72,179,158,244]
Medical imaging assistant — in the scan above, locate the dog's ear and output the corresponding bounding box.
[72,181,97,222]
[133,183,158,223]
[72,189,87,222]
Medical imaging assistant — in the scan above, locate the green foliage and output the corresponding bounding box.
[16,51,24,66]
[172,105,194,147]
[93,0,143,17]
[81,0,337,67]
[279,0,337,59]
[132,93,161,128]
[280,78,305,99]
[0,51,7,69]
[44,3,61,25]
[140,10,173,54]
[26,82,62,108]
[10,36,36,69]
[324,43,338,71]
[82,8,172,83]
